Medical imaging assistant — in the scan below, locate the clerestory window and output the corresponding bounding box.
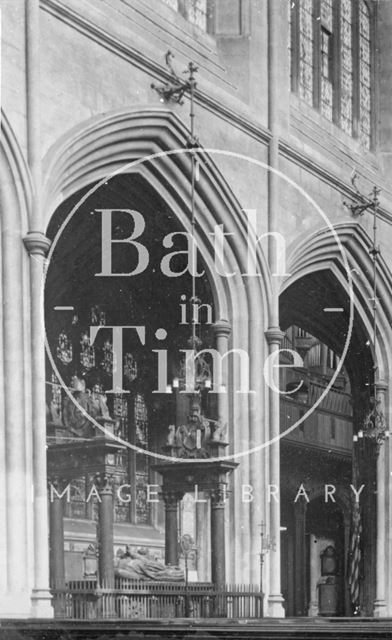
[161,0,210,32]
[289,0,374,149]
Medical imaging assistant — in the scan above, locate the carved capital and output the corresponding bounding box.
[265,327,285,346]
[48,476,70,501]
[95,473,114,495]
[210,484,228,508]
[23,231,51,257]
[375,379,388,393]
[161,489,184,510]
[213,319,232,339]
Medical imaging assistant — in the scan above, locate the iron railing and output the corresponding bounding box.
[51,580,263,619]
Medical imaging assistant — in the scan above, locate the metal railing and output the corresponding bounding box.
[51,580,263,619]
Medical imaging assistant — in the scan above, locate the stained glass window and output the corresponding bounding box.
[114,475,130,523]
[187,0,208,31]
[50,372,63,423]
[113,393,128,439]
[161,0,178,9]
[160,0,208,32]
[299,0,314,105]
[135,393,149,448]
[56,330,72,365]
[320,1,333,121]
[359,0,371,149]
[67,477,87,519]
[136,457,150,524]
[340,0,353,134]
[133,393,150,523]
[80,331,95,370]
[291,0,372,147]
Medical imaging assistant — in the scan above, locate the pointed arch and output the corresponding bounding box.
[0,111,35,614]
[282,221,392,381]
[41,106,274,584]
[42,106,272,323]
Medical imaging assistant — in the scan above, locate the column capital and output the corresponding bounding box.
[265,327,285,346]
[161,489,184,509]
[95,473,114,495]
[210,484,228,508]
[212,319,231,338]
[48,476,70,500]
[23,231,51,257]
[375,380,388,393]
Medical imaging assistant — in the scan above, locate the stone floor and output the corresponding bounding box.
[1,618,392,640]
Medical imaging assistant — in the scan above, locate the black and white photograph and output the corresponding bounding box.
[1,1,392,638]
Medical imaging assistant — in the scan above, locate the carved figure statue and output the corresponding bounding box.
[166,424,176,446]
[212,420,227,442]
[175,401,211,458]
[63,375,95,438]
[63,375,112,438]
[114,547,184,582]
[90,383,111,420]
[49,400,63,426]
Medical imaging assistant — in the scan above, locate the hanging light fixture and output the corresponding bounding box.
[152,51,214,422]
[345,173,389,448]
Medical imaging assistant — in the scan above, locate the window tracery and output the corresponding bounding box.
[290,0,373,148]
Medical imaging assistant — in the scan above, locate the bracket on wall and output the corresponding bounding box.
[343,170,380,218]
[151,50,198,105]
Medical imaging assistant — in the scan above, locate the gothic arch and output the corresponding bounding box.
[41,106,274,584]
[282,221,392,382]
[0,111,35,614]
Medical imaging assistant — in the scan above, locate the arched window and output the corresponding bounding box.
[290,0,373,149]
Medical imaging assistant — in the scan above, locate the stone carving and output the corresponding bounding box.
[49,400,63,426]
[211,420,227,442]
[175,401,211,458]
[114,547,184,582]
[363,395,387,445]
[166,424,176,446]
[90,383,110,420]
[62,375,111,438]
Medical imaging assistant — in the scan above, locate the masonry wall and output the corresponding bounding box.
[1,0,392,617]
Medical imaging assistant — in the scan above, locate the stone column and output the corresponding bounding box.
[308,534,319,616]
[96,474,115,588]
[212,320,231,423]
[48,478,66,590]
[196,499,209,581]
[162,490,183,566]
[210,484,227,585]
[265,327,285,617]
[320,344,328,376]
[23,232,53,616]
[373,381,388,617]
[1,217,30,616]
[212,321,231,584]
[343,516,351,616]
[294,500,307,616]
